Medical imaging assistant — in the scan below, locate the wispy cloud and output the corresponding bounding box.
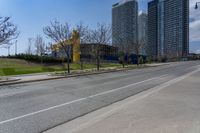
[190,0,200,42]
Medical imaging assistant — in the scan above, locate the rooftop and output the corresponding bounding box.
[112,0,138,8]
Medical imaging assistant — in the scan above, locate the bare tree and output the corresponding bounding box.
[115,36,133,67]
[0,17,19,47]
[76,22,89,44]
[114,36,125,67]
[132,38,144,65]
[26,38,34,55]
[34,35,46,56]
[88,23,111,71]
[75,22,90,69]
[115,36,144,66]
[43,20,72,73]
[34,35,46,64]
[2,43,13,56]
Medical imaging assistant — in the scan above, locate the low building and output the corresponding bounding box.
[52,44,119,62]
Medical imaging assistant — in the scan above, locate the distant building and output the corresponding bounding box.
[52,44,118,62]
[138,11,148,55]
[112,0,138,51]
[147,0,189,59]
[80,44,118,62]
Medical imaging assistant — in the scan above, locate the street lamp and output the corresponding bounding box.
[195,2,200,9]
[15,40,18,55]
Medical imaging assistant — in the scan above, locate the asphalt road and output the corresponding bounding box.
[0,61,199,133]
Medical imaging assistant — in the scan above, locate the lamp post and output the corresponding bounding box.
[15,40,18,55]
[195,2,200,9]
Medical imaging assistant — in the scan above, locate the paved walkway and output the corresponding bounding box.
[45,65,200,133]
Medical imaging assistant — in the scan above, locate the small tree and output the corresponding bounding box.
[35,35,45,56]
[88,23,111,71]
[34,35,46,64]
[118,51,125,68]
[76,22,89,44]
[76,22,89,69]
[26,38,34,55]
[132,38,144,66]
[43,20,72,73]
[115,36,133,67]
[0,17,19,50]
[115,36,125,67]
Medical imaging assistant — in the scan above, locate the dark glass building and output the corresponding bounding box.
[147,0,189,59]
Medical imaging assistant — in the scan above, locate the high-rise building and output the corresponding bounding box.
[112,0,138,51]
[147,0,189,59]
[138,11,148,55]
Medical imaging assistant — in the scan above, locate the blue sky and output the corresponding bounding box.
[0,0,199,55]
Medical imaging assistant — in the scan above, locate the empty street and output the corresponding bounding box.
[0,61,199,133]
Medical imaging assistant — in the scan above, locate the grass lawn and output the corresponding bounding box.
[0,58,66,76]
[0,58,123,76]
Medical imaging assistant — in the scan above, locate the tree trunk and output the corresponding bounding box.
[80,60,83,70]
[127,54,129,65]
[63,46,70,74]
[122,56,125,68]
[67,54,70,74]
[97,55,100,71]
[96,46,100,71]
[40,53,43,65]
[137,54,139,66]
[122,61,125,68]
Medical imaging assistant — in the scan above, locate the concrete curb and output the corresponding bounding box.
[0,78,20,84]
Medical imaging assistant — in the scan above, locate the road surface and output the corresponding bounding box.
[0,61,199,133]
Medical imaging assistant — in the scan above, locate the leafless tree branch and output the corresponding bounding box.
[87,23,112,70]
[43,20,72,73]
[76,22,89,44]
[0,17,19,47]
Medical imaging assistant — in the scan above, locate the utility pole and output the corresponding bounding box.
[15,40,18,55]
[8,45,11,56]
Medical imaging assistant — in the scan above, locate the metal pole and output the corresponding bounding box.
[8,46,10,56]
[15,40,18,55]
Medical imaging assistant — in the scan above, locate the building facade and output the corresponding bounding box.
[138,11,148,55]
[147,0,159,58]
[112,0,138,51]
[147,0,189,59]
[52,44,118,62]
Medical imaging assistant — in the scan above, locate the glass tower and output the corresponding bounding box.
[148,0,189,59]
[112,0,138,51]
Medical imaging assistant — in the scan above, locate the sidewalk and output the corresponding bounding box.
[0,63,170,86]
[44,66,200,133]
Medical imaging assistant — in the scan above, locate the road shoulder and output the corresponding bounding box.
[44,67,200,133]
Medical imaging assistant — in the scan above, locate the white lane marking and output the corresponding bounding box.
[0,75,167,125]
[66,68,200,133]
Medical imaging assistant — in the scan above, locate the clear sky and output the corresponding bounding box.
[0,0,199,55]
